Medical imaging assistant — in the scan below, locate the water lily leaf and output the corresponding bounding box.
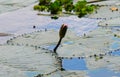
[8,30,78,46]
[0,45,59,74]
[0,64,27,77]
[86,55,120,72]
[57,28,114,57]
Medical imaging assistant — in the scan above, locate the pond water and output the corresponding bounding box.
[40,17,98,36]
[24,58,120,77]
[110,37,120,56]
[41,44,56,51]
[38,35,120,77]
[88,68,120,77]
[111,50,120,56]
[26,71,40,77]
[41,41,74,51]
[0,0,38,14]
[0,0,120,75]
[62,58,88,70]
[61,57,120,77]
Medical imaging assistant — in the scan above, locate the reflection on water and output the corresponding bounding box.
[41,44,56,51]
[63,41,74,45]
[111,42,120,49]
[112,37,120,41]
[1,0,120,76]
[41,39,120,77]
[62,58,88,70]
[25,71,40,77]
[88,68,120,77]
[0,0,38,14]
[62,58,120,77]
[111,50,120,56]
[110,41,120,56]
[110,37,120,56]
[110,37,120,50]
[42,41,74,51]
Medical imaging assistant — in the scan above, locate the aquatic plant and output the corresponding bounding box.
[34,5,48,12]
[74,0,96,18]
[54,24,68,53]
[51,16,59,19]
[49,1,62,14]
[34,0,97,18]
[1,25,120,77]
[38,0,51,6]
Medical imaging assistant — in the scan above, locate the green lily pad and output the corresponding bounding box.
[0,45,59,74]
[57,28,114,57]
[0,64,27,77]
[8,30,78,46]
[86,55,120,72]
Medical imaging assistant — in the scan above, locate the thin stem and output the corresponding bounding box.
[54,38,62,53]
